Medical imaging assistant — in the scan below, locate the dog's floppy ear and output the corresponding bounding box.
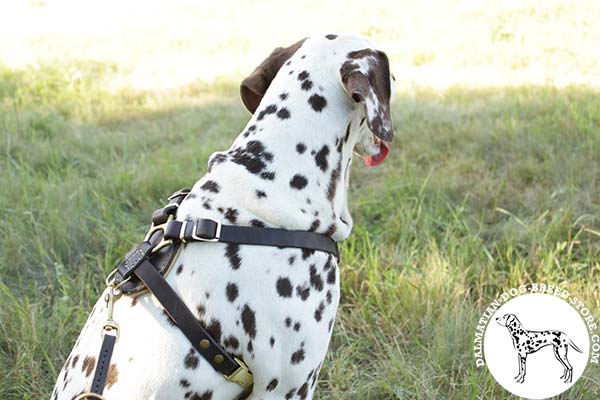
[240,39,306,113]
[340,49,394,142]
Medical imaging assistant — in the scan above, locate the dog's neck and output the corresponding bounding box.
[181,75,360,242]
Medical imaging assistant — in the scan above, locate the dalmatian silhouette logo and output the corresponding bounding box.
[495,313,583,384]
[482,292,592,400]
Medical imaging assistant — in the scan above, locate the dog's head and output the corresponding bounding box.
[496,313,520,328]
[240,34,395,167]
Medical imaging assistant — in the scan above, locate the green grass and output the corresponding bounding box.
[1,61,599,400]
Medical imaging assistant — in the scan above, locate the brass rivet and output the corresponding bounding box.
[199,339,210,349]
[214,354,224,364]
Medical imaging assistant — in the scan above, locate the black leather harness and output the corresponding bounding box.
[78,188,339,399]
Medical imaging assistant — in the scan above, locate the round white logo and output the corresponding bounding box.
[483,293,590,399]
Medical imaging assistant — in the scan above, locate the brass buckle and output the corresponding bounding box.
[224,357,253,388]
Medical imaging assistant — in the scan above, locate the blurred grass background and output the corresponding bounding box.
[0,1,599,399]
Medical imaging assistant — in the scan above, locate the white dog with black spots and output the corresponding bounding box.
[53,33,395,400]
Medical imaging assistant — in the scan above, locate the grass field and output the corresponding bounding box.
[1,1,600,399]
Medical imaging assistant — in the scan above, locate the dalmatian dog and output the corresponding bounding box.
[52,34,395,400]
[496,314,583,384]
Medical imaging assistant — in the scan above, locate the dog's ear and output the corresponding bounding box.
[340,49,394,142]
[240,39,306,113]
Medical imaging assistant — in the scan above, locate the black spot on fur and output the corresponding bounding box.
[224,207,238,223]
[279,93,288,100]
[226,283,239,302]
[326,290,333,304]
[277,108,291,119]
[200,180,220,193]
[315,145,330,172]
[293,322,301,331]
[296,143,306,154]
[288,255,296,265]
[325,34,338,40]
[270,336,275,347]
[250,219,266,227]
[285,389,296,399]
[314,302,325,322]
[226,244,241,270]
[229,140,273,174]
[184,349,199,369]
[260,171,276,180]
[180,379,190,388]
[208,153,227,172]
[344,122,351,142]
[327,158,342,201]
[189,391,213,400]
[301,80,313,91]
[285,317,292,327]
[298,71,309,81]
[255,190,267,198]
[196,304,206,317]
[241,304,257,338]
[176,264,184,275]
[309,219,320,232]
[205,319,222,343]
[302,248,315,260]
[290,174,308,189]
[277,277,293,298]
[325,224,336,237]
[297,382,309,399]
[310,265,324,291]
[327,267,336,284]
[291,348,305,364]
[224,335,240,349]
[296,285,310,301]
[257,104,278,121]
[266,378,279,391]
[308,94,327,112]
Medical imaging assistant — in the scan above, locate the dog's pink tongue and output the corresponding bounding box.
[362,141,389,167]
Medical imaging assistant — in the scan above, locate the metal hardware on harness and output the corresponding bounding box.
[145,217,175,254]
[74,393,107,400]
[102,287,120,339]
[224,357,253,388]
[191,218,221,242]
